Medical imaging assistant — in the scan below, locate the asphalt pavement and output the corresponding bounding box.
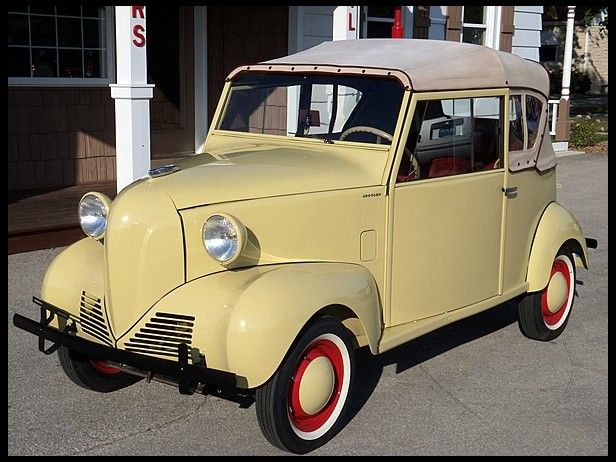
[8,152,608,455]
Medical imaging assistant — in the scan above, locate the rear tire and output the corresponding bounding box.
[518,247,576,341]
[58,347,141,393]
[255,316,356,454]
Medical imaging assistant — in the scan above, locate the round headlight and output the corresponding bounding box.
[202,214,246,264]
[78,193,111,240]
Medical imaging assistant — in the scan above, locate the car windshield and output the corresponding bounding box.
[217,72,405,145]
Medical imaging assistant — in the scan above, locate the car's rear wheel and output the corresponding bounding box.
[518,247,576,341]
[255,316,355,454]
[58,346,141,392]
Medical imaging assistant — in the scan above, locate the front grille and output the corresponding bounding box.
[79,291,113,346]
[124,312,195,358]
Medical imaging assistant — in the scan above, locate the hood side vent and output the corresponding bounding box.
[124,312,195,358]
[79,291,114,346]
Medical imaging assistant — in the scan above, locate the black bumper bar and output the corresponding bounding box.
[12,298,237,394]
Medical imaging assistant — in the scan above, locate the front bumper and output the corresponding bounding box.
[13,297,237,395]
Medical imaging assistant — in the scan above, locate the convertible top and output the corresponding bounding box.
[229,39,550,97]
[227,39,556,173]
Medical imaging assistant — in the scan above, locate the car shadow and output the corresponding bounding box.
[207,300,520,418]
[342,300,520,427]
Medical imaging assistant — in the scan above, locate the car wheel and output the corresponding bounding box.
[58,346,141,393]
[255,316,355,454]
[518,247,576,341]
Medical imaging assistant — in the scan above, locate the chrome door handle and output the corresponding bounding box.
[502,186,518,198]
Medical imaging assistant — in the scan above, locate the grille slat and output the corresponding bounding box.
[80,319,110,338]
[79,325,113,346]
[79,312,107,330]
[144,322,193,333]
[81,297,102,312]
[79,291,113,345]
[139,327,192,339]
[126,312,194,359]
[126,337,187,349]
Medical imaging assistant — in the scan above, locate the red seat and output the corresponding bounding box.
[427,157,470,178]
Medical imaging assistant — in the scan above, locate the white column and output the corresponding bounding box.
[333,6,359,40]
[109,6,155,193]
[561,6,576,100]
[194,6,208,154]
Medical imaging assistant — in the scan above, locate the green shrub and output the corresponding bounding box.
[570,115,602,148]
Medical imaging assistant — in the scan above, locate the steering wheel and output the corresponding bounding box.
[339,125,420,179]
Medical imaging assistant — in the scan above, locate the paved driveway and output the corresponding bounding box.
[8,153,608,456]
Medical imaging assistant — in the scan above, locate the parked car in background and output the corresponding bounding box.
[13,39,596,454]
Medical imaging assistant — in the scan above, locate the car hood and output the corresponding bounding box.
[149,138,387,209]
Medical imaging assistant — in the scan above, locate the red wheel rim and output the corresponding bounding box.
[541,258,572,327]
[288,339,344,433]
[89,358,121,376]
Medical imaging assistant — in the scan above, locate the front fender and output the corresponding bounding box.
[143,262,382,389]
[227,262,382,388]
[40,237,105,320]
[526,201,589,292]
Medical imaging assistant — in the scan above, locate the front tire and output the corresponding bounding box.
[255,316,356,454]
[518,247,576,341]
[58,347,141,393]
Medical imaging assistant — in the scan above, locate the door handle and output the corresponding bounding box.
[502,186,518,198]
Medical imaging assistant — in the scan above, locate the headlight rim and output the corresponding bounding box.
[78,192,112,240]
[202,213,247,265]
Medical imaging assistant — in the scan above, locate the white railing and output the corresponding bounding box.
[548,100,559,136]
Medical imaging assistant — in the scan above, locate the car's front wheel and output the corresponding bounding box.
[518,247,576,341]
[58,346,141,392]
[255,316,355,454]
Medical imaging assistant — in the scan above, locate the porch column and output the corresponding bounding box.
[333,6,359,40]
[555,5,576,145]
[109,6,155,193]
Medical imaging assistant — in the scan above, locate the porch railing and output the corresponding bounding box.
[548,99,559,136]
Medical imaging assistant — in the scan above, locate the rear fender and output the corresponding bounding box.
[526,202,589,292]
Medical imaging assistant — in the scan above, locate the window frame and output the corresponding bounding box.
[8,6,115,87]
[361,6,395,39]
[507,89,548,171]
[460,6,499,49]
[391,88,508,186]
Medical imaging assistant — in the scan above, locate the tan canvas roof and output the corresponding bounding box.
[252,39,549,97]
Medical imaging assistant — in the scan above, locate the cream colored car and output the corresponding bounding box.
[13,39,596,454]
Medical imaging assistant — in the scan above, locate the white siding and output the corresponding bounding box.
[291,6,335,53]
[512,5,543,62]
[429,6,447,40]
[514,6,543,14]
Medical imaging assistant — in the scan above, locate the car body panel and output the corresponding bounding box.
[115,262,382,388]
[179,187,387,287]
[390,170,505,324]
[160,133,390,210]
[526,202,589,292]
[104,181,185,337]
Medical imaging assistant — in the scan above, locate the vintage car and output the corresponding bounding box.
[13,39,596,454]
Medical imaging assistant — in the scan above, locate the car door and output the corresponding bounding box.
[388,90,507,326]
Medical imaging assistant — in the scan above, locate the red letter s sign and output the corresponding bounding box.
[132,24,145,47]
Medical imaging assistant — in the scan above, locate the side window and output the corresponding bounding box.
[397,96,503,182]
[526,95,542,149]
[509,95,524,151]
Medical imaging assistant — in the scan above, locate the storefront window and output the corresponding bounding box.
[8,6,111,84]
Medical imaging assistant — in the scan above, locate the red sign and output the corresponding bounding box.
[132,6,146,47]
